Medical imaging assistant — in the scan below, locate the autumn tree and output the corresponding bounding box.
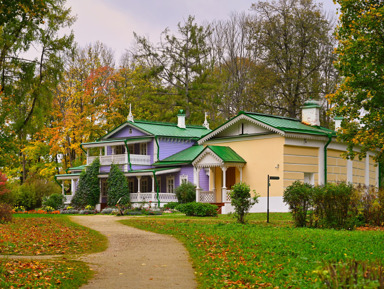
[0,0,75,182]
[248,0,337,120]
[327,0,384,162]
[133,16,215,124]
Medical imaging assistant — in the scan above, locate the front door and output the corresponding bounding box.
[226,167,236,190]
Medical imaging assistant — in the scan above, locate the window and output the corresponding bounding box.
[127,178,134,193]
[141,177,149,192]
[100,179,108,196]
[127,144,134,154]
[180,174,188,184]
[304,173,315,185]
[166,176,175,193]
[140,143,147,155]
[115,145,125,155]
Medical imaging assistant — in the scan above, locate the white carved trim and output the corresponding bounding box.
[198,114,284,144]
[192,148,223,167]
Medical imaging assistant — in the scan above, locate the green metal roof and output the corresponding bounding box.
[207,146,246,163]
[131,120,211,138]
[154,145,245,165]
[67,165,86,171]
[154,145,205,166]
[241,112,335,136]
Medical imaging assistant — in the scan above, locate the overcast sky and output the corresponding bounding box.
[64,0,338,63]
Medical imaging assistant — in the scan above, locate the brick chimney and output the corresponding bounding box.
[301,100,320,126]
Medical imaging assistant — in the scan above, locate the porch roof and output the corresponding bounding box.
[154,145,245,166]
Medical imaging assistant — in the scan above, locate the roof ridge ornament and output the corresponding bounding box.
[203,112,210,129]
[128,104,134,122]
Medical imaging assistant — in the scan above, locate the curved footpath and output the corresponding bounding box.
[70,215,197,289]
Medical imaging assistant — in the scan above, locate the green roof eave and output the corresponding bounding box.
[55,173,81,177]
[207,146,246,163]
[82,136,153,146]
[67,165,86,171]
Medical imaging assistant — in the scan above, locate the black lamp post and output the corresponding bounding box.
[267,175,280,223]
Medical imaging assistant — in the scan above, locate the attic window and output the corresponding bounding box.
[129,128,132,134]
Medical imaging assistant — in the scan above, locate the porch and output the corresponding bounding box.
[192,146,246,206]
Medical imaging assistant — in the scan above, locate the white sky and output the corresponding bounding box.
[63,0,338,62]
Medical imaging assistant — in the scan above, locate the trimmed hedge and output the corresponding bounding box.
[175,182,196,203]
[176,202,218,217]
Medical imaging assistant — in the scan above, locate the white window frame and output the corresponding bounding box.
[141,177,149,192]
[128,178,134,193]
[166,176,175,194]
[180,174,188,184]
[140,143,147,155]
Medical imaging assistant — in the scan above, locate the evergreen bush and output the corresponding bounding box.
[107,164,130,206]
[175,182,196,203]
[71,158,100,208]
[42,193,64,210]
[163,202,178,209]
[230,182,259,224]
[283,181,313,227]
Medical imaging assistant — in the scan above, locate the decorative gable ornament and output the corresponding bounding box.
[128,104,134,122]
[203,112,210,129]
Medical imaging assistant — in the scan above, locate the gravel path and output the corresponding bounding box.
[70,215,197,289]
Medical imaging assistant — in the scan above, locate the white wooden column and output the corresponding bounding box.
[237,167,243,182]
[71,179,75,195]
[61,181,64,195]
[347,159,353,184]
[151,176,155,193]
[195,167,201,202]
[365,153,370,187]
[104,146,108,156]
[211,167,216,194]
[86,149,90,165]
[221,166,227,202]
[99,148,103,156]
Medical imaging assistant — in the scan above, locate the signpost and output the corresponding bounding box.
[267,175,280,223]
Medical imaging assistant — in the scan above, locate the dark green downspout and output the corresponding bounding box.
[324,134,332,184]
[153,171,160,207]
[124,140,132,171]
[155,136,160,161]
[54,175,61,187]
[80,144,87,154]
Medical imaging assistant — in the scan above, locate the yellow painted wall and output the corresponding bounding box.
[369,156,377,187]
[353,158,365,185]
[327,149,348,183]
[206,136,285,198]
[283,145,319,188]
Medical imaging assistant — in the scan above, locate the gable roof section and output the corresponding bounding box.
[102,120,210,140]
[154,145,245,166]
[199,111,335,144]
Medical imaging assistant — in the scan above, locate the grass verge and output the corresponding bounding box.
[0,258,92,288]
[0,214,107,255]
[120,213,384,288]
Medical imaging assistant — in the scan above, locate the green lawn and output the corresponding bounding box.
[0,214,107,288]
[120,213,384,288]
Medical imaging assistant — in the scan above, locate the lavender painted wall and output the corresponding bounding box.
[199,168,210,191]
[175,166,195,187]
[147,140,154,163]
[100,166,110,173]
[158,138,194,160]
[110,124,147,138]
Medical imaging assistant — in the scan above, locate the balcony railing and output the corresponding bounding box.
[130,192,178,203]
[88,154,151,166]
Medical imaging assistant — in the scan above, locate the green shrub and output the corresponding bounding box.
[0,203,13,224]
[42,193,64,210]
[230,182,259,224]
[175,182,196,203]
[313,182,358,229]
[107,164,130,206]
[163,202,178,209]
[283,181,313,227]
[176,202,218,217]
[71,158,100,207]
[359,186,384,226]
